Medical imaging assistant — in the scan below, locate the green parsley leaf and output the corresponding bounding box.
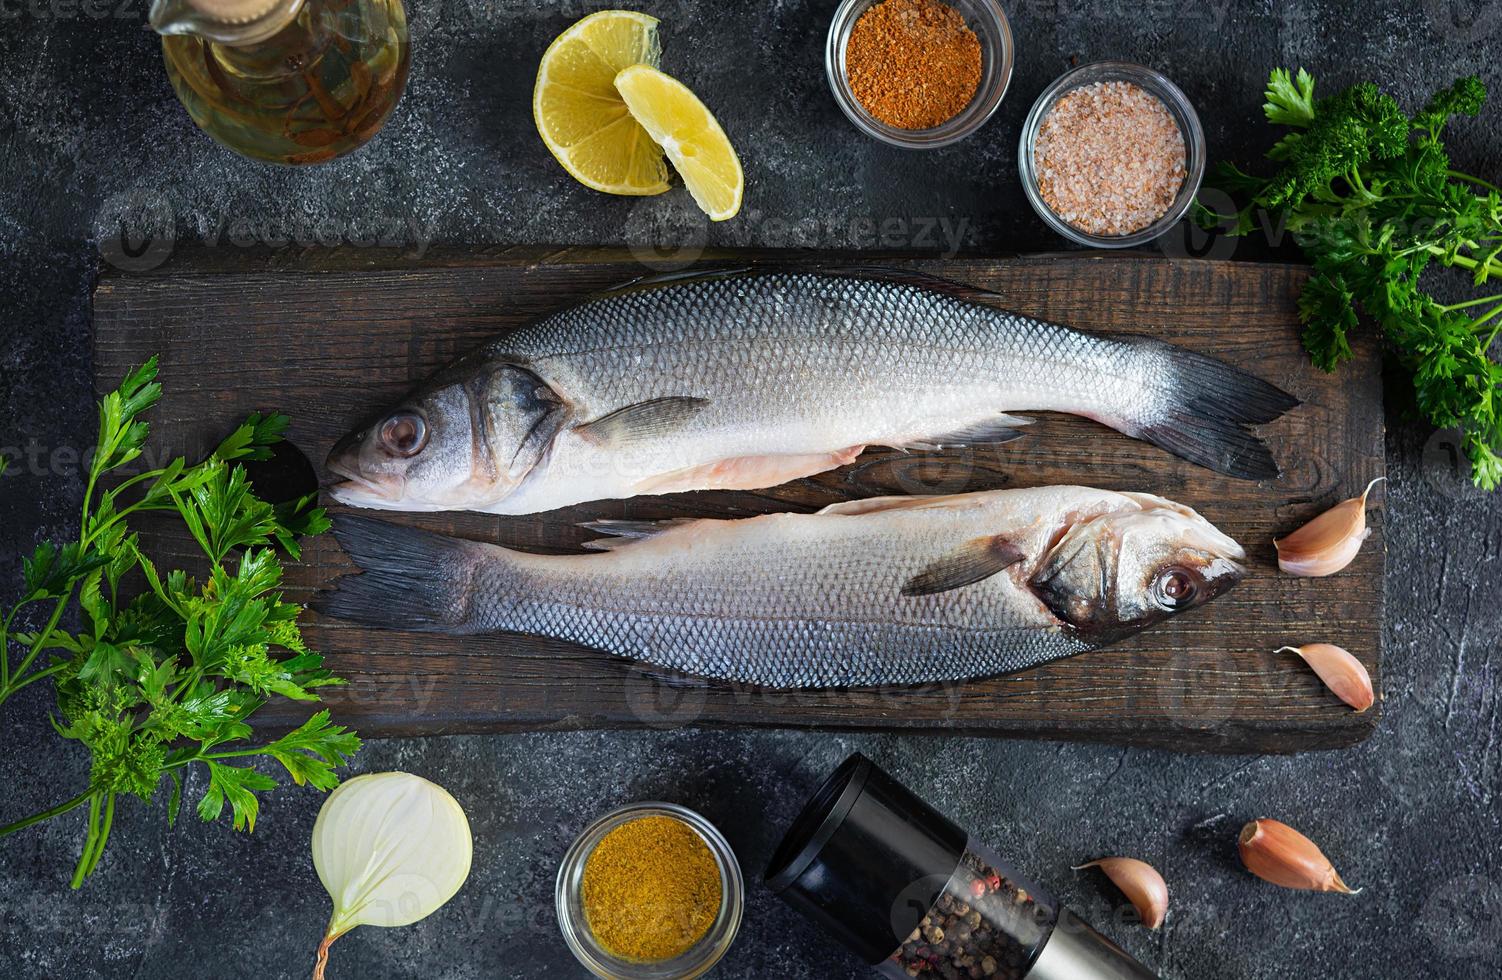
[23,542,110,601]
[260,710,361,791]
[1264,67,1317,127]
[197,761,278,832]
[1413,76,1487,136]
[0,361,354,888]
[1298,269,1360,371]
[1200,68,1502,491]
[215,412,291,463]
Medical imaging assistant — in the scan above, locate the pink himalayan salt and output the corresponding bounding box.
[1034,80,1187,237]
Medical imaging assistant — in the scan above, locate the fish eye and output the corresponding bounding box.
[1154,565,1201,610]
[379,413,427,457]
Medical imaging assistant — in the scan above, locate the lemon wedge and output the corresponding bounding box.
[533,11,670,195]
[614,64,744,221]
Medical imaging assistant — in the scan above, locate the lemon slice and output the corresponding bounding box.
[614,64,744,221]
[533,11,670,195]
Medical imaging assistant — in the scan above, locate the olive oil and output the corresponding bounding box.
[156,0,410,165]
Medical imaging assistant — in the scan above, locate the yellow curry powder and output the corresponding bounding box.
[581,815,723,961]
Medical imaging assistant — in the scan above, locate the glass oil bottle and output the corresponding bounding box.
[149,0,410,164]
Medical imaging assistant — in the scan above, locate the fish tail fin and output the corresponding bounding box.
[318,516,485,632]
[1114,336,1299,480]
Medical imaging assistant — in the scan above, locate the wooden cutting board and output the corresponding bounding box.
[93,248,1385,752]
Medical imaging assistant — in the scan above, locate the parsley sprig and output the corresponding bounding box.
[1198,68,1502,489]
[0,358,359,888]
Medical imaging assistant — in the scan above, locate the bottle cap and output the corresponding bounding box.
[180,0,286,23]
[765,753,967,964]
[149,0,303,45]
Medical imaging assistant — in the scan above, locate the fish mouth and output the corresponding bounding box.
[324,459,403,507]
[1199,555,1249,598]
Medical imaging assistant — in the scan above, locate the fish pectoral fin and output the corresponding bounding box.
[573,396,710,448]
[579,517,702,551]
[895,414,1034,451]
[901,535,1027,597]
[634,445,866,495]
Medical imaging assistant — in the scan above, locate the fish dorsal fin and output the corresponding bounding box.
[895,414,1034,451]
[818,495,942,517]
[573,396,709,448]
[595,266,757,299]
[579,517,702,551]
[817,490,999,517]
[595,265,1012,309]
[901,535,1027,597]
[821,265,1013,307]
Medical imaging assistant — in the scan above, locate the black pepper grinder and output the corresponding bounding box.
[766,754,1159,980]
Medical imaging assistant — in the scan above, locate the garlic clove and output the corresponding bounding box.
[1238,819,1359,894]
[1073,857,1168,929]
[311,772,473,980]
[1273,477,1384,577]
[1277,643,1375,712]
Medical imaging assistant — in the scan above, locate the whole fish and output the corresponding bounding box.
[321,487,1247,687]
[326,269,1297,515]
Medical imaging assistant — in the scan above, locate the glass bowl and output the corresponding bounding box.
[1018,61,1206,247]
[556,802,744,980]
[825,0,1014,149]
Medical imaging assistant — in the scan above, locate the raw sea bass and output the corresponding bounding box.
[321,487,1247,687]
[325,270,1298,515]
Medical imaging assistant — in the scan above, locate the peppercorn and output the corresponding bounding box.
[890,852,1055,980]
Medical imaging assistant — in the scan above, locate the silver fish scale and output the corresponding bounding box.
[538,611,1084,687]
[459,508,1097,687]
[495,272,1163,449]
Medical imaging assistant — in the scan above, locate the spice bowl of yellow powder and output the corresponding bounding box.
[557,803,744,979]
[826,0,1013,148]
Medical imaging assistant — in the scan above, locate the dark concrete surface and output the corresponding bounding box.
[2,1,1501,978]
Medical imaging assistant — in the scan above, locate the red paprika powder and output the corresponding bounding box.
[844,0,983,130]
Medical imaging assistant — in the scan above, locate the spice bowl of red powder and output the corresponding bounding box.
[1019,62,1205,247]
[827,0,1013,148]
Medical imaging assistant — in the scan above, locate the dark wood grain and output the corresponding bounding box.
[92,248,1385,752]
